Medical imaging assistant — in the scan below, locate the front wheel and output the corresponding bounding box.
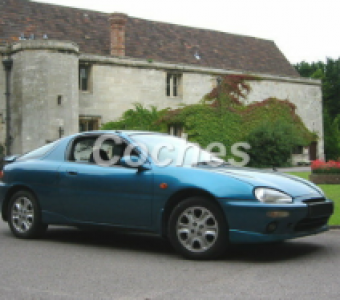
[8,191,48,239]
[168,197,228,260]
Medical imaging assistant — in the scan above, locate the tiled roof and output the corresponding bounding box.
[0,0,299,77]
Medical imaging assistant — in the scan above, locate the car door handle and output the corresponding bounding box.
[67,171,78,176]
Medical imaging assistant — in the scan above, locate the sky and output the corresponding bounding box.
[34,0,340,64]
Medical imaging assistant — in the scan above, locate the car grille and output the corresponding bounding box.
[307,202,334,218]
[294,199,333,232]
[295,217,329,232]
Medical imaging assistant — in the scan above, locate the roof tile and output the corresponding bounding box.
[0,0,299,77]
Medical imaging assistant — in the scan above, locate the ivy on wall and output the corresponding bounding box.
[101,103,168,132]
[158,75,315,153]
[102,75,316,166]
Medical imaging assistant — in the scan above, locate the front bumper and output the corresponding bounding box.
[220,198,333,244]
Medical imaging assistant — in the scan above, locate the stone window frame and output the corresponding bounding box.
[166,72,183,98]
[79,115,101,132]
[169,124,185,138]
[79,63,93,92]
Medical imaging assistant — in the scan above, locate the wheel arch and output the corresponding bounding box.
[2,185,38,222]
[161,188,227,238]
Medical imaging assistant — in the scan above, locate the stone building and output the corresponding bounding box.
[0,0,323,163]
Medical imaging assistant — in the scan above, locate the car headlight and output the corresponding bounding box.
[254,188,293,204]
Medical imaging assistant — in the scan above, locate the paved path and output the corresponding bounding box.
[264,166,311,173]
[278,166,311,173]
[0,222,339,300]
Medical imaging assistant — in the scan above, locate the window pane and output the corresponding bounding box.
[79,66,89,91]
[166,74,171,96]
[173,75,178,97]
[88,120,95,131]
[79,120,87,132]
[73,139,96,162]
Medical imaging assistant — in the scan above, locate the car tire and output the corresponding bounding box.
[8,190,48,239]
[168,197,228,260]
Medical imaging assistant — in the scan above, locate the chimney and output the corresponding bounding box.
[109,12,128,57]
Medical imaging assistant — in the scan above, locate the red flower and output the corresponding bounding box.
[311,159,340,172]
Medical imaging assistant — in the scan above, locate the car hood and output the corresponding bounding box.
[199,167,322,198]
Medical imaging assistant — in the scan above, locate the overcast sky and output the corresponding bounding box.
[34,0,339,64]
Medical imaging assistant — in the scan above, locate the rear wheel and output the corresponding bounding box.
[8,191,47,238]
[168,197,228,260]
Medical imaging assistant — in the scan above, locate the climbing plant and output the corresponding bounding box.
[102,75,315,167]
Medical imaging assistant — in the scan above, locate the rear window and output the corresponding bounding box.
[19,141,59,160]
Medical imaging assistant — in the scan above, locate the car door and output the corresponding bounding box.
[58,135,154,228]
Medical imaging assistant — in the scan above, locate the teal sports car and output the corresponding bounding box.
[0,131,334,259]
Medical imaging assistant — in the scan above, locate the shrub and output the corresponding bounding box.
[101,103,168,132]
[246,121,302,168]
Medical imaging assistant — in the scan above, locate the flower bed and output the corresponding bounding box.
[310,160,340,184]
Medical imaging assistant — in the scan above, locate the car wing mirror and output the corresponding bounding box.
[120,155,151,171]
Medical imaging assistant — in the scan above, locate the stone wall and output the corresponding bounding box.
[79,64,215,124]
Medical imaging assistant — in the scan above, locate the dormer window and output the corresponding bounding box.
[194,51,201,60]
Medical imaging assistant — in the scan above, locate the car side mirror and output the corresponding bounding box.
[120,155,151,171]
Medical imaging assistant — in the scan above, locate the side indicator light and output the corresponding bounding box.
[160,183,168,189]
[0,171,3,180]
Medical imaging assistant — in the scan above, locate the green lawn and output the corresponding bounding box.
[288,172,340,226]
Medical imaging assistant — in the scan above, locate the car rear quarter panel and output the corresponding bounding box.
[2,160,63,219]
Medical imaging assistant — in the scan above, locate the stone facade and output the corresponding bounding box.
[79,59,215,122]
[1,40,323,162]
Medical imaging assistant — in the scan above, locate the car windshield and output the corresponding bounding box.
[130,134,225,167]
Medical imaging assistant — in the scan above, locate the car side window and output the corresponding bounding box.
[73,138,95,162]
[69,136,127,166]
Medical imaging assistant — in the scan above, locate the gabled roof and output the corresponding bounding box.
[0,0,299,77]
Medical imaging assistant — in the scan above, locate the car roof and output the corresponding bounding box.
[76,130,168,137]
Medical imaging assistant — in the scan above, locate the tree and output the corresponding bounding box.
[295,58,340,160]
[295,58,340,119]
[323,110,340,160]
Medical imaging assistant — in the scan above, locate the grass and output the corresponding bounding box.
[287,172,340,226]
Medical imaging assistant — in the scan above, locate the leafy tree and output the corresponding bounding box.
[295,58,340,159]
[295,58,340,119]
[323,110,340,160]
